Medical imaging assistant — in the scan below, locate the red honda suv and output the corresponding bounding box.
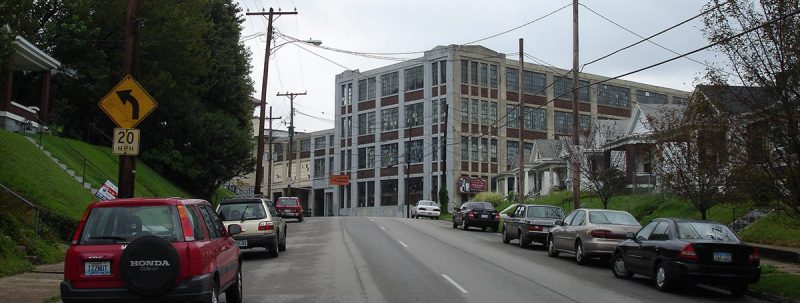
[275,197,304,222]
[61,198,243,303]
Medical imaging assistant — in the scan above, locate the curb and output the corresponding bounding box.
[750,243,800,264]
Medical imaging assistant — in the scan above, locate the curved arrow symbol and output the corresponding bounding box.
[116,90,140,120]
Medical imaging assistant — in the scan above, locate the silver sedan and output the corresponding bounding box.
[547,208,641,265]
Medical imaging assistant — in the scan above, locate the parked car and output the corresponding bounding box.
[498,203,519,221]
[61,198,243,303]
[452,201,500,232]
[275,196,304,222]
[411,200,441,219]
[502,204,565,248]
[548,208,641,265]
[611,218,761,296]
[218,197,287,257]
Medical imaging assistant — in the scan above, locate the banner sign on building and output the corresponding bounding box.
[329,174,350,186]
[95,180,119,201]
[458,176,487,193]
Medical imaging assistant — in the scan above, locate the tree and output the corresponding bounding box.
[702,0,800,221]
[4,0,256,199]
[438,187,449,215]
[650,102,733,220]
[561,121,628,209]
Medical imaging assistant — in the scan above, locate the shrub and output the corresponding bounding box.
[474,192,505,207]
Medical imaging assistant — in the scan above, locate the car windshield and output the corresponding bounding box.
[526,206,564,219]
[277,198,298,206]
[677,222,740,242]
[80,206,182,244]
[218,202,266,221]
[588,211,639,225]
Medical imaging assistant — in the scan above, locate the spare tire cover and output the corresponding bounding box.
[120,235,180,296]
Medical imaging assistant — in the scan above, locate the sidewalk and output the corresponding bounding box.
[0,263,63,303]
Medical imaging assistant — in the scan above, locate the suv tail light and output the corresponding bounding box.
[467,211,474,218]
[495,213,500,220]
[679,243,698,261]
[589,229,612,238]
[177,205,195,241]
[528,225,543,232]
[71,208,91,244]
[749,247,760,264]
[259,221,275,231]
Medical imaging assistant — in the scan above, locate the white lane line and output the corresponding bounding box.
[397,241,409,248]
[368,219,374,222]
[441,274,469,294]
[380,226,387,231]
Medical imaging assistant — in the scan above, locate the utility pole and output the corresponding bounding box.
[440,103,448,211]
[571,0,581,210]
[247,8,298,196]
[277,91,307,197]
[266,106,281,200]
[517,38,525,206]
[118,0,141,198]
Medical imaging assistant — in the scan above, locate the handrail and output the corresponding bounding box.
[0,183,40,248]
[31,116,116,183]
[0,183,38,209]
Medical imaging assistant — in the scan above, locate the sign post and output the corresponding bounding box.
[98,75,157,198]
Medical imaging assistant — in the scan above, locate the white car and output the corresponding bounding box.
[411,200,441,219]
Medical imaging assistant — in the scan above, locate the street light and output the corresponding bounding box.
[254,36,322,197]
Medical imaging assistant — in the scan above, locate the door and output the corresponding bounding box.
[266,202,285,243]
[564,210,586,253]
[626,221,658,274]
[639,222,669,276]
[553,210,577,250]
[200,204,238,286]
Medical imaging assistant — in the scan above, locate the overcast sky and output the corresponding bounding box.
[236,0,725,133]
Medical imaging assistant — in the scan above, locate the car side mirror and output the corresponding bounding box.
[554,219,563,226]
[625,232,635,240]
[228,224,242,235]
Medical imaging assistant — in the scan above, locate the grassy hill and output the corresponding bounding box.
[0,129,233,277]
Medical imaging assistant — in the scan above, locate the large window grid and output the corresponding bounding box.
[357,181,375,207]
[432,100,439,124]
[381,180,398,206]
[523,71,546,95]
[381,72,399,96]
[480,63,488,87]
[405,139,424,163]
[432,62,439,86]
[340,82,352,105]
[341,117,352,138]
[381,143,398,167]
[553,76,590,101]
[523,107,546,131]
[673,96,688,105]
[381,107,399,131]
[554,112,591,134]
[432,137,439,161]
[507,141,519,167]
[461,136,469,161]
[471,99,479,124]
[358,111,376,136]
[314,137,326,149]
[636,90,667,104]
[439,61,446,84]
[506,68,519,92]
[314,159,326,178]
[481,138,488,162]
[480,101,488,124]
[358,77,376,101]
[490,139,498,162]
[460,98,469,123]
[300,139,310,152]
[470,62,478,85]
[489,102,498,125]
[461,60,468,84]
[507,105,519,128]
[405,66,424,91]
[471,137,478,161]
[405,102,424,128]
[597,84,630,108]
[358,147,375,169]
[490,65,498,88]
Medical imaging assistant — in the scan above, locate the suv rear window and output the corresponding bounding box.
[80,206,183,244]
[218,202,266,221]
[277,198,298,206]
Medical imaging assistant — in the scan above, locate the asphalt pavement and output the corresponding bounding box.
[233,217,770,303]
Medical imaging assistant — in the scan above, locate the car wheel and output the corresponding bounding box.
[268,236,279,258]
[518,231,530,248]
[502,225,511,244]
[120,235,180,296]
[224,265,243,303]
[462,219,469,231]
[547,236,559,257]
[611,253,633,279]
[298,217,304,222]
[575,241,587,265]
[655,263,675,292]
[278,229,287,252]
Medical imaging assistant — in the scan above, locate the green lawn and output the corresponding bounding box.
[751,265,800,301]
[739,213,800,248]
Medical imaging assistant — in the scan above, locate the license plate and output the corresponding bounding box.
[480,214,488,219]
[713,251,732,263]
[84,261,110,276]
[236,240,248,247]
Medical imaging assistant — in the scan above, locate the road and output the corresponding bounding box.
[228,217,768,303]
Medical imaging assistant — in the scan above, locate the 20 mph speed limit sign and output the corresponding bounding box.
[113,128,140,156]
